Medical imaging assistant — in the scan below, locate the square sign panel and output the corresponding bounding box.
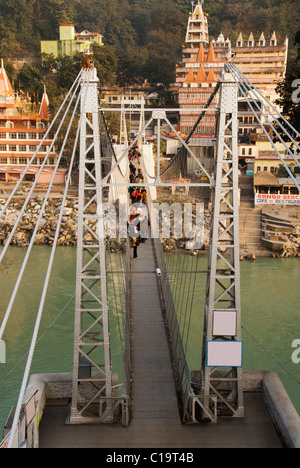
[213,311,237,336]
[207,341,243,367]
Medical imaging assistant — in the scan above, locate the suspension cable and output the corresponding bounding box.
[227,64,300,169]
[100,110,129,179]
[6,69,92,448]
[227,65,300,192]
[228,63,300,147]
[0,71,86,342]
[0,295,75,386]
[0,70,83,220]
[0,73,83,263]
[160,80,221,177]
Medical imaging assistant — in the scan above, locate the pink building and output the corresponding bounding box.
[0,60,67,184]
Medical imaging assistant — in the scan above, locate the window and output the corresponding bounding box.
[19,157,27,164]
[10,157,17,164]
[0,133,6,138]
[248,148,252,156]
[19,133,26,139]
[49,157,55,165]
[0,157,7,164]
[9,145,17,151]
[19,145,27,152]
[29,133,37,139]
[10,133,17,139]
[263,166,268,172]
[29,145,36,151]
[0,145,6,151]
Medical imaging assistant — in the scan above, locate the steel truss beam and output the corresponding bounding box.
[69,68,116,424]
[199,72,244,421]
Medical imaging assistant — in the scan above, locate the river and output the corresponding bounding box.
[0,246,299,432]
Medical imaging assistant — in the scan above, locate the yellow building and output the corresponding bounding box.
[41,24,104,58]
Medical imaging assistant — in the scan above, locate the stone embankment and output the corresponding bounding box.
[0,196,212,253]
[261,206,300,258]
[2,195,300,258]
[0,196,125,253]
[0,197,79,248]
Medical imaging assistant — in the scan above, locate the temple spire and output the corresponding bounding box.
[186,0,209,45]
[0,59,14,95]
[39,85,50,119]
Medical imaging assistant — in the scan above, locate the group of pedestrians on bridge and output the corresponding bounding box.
[128,144,149,259]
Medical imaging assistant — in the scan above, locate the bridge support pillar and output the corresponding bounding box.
[200,72,244,421]
[69,66,114,424]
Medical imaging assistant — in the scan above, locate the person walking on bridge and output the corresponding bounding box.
[132,236,139,259]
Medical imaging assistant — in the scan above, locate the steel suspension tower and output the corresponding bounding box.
[201,72,244,419]
[69,66,113,423]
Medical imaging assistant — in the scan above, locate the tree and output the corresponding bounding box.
[274,26,300,147]
[275,163,295,178]
[143,53,176,88]
[17,63,43,95]
[92,44,118,87]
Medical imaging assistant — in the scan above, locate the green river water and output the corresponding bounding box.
[0,246,299,432]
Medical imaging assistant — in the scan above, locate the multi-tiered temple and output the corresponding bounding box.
[176,1,289,175]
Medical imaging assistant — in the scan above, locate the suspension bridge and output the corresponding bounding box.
[0,61,300,449]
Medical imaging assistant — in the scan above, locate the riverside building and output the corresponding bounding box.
[175,0,290,177]
[41,24,104,58]
[0,60,66,184]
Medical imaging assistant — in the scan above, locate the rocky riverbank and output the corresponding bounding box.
[0,196,211,253]
[2,196,300,258]
[0,197,79,248]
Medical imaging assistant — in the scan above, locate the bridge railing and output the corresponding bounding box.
[152,235,192,420]
[122,236,133,426]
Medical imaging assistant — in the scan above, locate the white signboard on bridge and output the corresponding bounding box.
[207,341,243,367]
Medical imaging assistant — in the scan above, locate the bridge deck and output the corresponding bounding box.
[39,239,284,448]
[130,237,179,420]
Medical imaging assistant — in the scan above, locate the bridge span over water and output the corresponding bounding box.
[1,63,300,448]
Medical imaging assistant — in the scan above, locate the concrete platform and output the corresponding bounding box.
[39,393,283,448]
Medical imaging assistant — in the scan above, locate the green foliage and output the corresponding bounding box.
[275,163,295,178]
[274,25,300,143]
[0,0,299,90]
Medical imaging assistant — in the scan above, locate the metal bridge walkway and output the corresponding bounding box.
[130,238,179,421]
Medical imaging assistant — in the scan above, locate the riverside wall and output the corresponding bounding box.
[2,195,300,258]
